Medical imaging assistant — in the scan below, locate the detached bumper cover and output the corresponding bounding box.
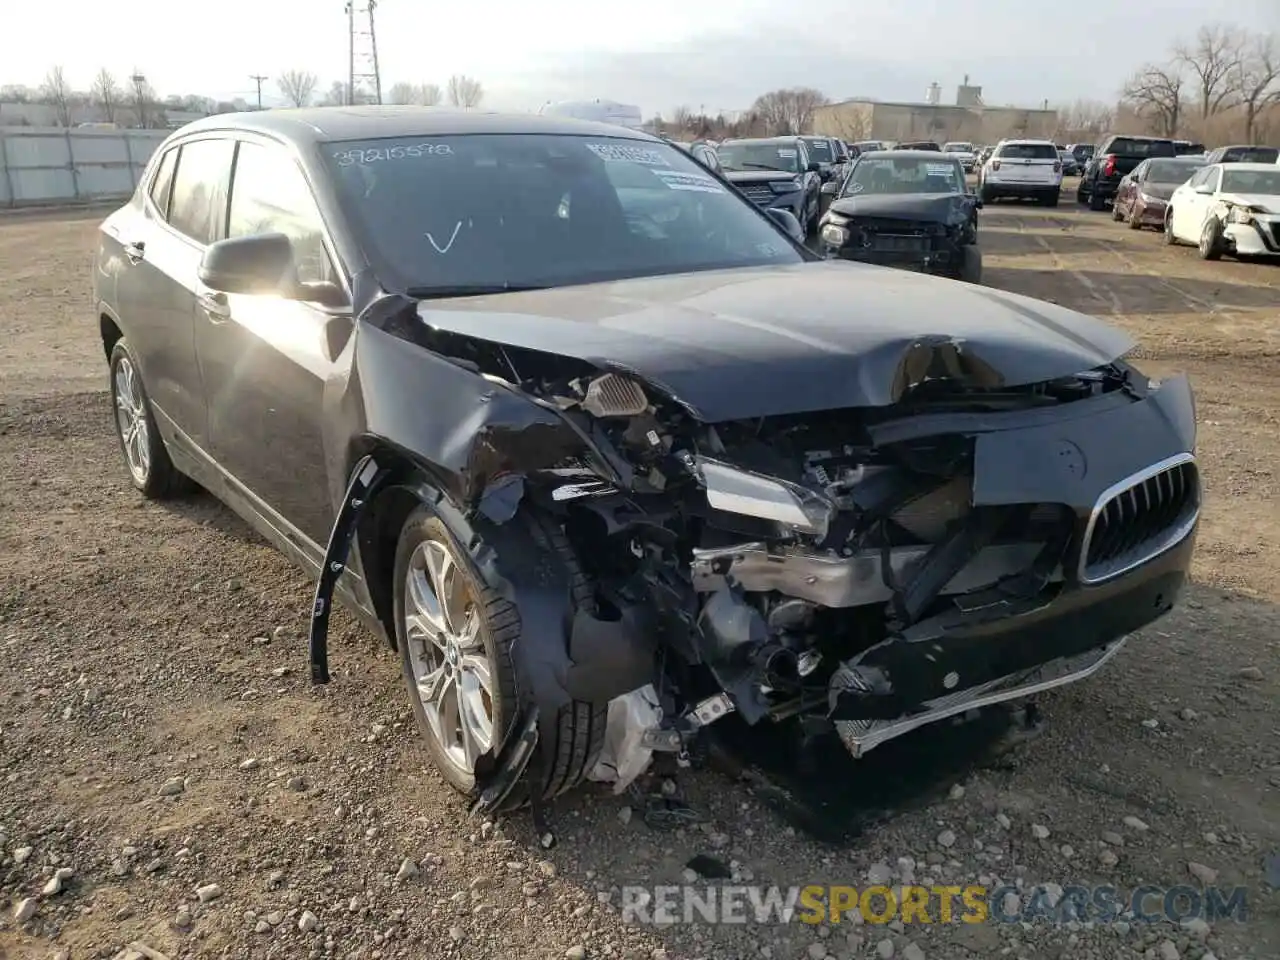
[1225,217,1280,256]
[830,375,1199,748]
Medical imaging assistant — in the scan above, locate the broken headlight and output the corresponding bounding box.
[697,457,834,537]
[1226,206,1256,225]
[821,214,849,247]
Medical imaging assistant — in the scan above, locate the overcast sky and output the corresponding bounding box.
[8,0,1279,115]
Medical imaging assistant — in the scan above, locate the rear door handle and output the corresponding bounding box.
[123,241,145,263]
[197,291,231,322]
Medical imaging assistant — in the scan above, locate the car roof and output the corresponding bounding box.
[996,138,1055,145]
[720,137,799,145]
[857,150,961,160]
[1215,161,1280,172]
[171,105,659,145]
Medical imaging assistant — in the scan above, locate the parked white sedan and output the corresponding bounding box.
[1164,162,1280,260]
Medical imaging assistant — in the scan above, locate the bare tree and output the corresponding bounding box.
[670,105,692,132]
[819,108,871,142]
[91,68,120,123]
[387,82,416,105]
[320,81,351,107]
[749,87,828,135]
[1229,33,1280,142]
[1,84,33,103]
[446,74,483,108]
[278,70,318,108]
[1054,98,1114,141]
[1121,65,1184,137]
[41,66,73,126]
[1176,24,1244,120]
[128,71,157,128]
[419,83,443,106]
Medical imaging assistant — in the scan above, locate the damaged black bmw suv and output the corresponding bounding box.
[94,107,1200,816]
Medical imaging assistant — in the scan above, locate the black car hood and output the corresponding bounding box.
[411,262,1135,423]
[723,169,801,185]
[828,192,974,223]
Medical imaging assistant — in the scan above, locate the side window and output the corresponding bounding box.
[147,148,178,218]
[168,139,235,245]
[1133,161,1148,181]
[228,140,337,286]
[1207,167,1222,192]
[1186,168,1206,189]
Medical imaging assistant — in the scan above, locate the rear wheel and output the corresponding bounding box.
[980,185,995,204]
[1128,202,1144,229]
[1089,191,1107,211]
[108,340,193,499]
[394,506,606,801]
[1076,181,1089,204]
[1042,189,1059,207]
[1111,201,1125,222]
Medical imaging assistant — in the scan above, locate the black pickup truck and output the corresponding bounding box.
[1077,134,1177,210]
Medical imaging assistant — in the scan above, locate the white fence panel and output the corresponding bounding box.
[0,127,167,208]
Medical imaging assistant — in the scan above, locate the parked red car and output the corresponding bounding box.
[1112,156,1207,230]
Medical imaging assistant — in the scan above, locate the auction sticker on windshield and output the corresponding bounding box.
[332,143,454,165]
[927,163,956,175]
[587,143,669,165]
[651,169,725,194]
[778,149,797,157]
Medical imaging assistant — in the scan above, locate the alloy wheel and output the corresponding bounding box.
[113,356,150,484]
[403,538,494,774]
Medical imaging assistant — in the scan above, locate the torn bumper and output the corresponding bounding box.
[829,374,1199,749]
[1224,217,1280,256]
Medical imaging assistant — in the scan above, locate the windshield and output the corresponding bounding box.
[323,135,803,292]
[942,143,973,153]
[1146,160,1204,183]
[802,138,833,161]
[718,141,802,173]
[841,156,965,196]
[1221,169,1280,195]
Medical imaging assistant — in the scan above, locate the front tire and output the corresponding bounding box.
[393,506,605,801]
[958,244,983,284]
[1198,218,1225,260]
[1164,211,1179,245]
[108,340,192,499]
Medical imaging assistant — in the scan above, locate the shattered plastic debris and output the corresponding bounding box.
[587,684,662,793]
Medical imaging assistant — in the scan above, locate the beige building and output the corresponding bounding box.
[812,78,1058,146]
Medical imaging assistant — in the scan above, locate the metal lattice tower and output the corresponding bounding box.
[345,0,382,105]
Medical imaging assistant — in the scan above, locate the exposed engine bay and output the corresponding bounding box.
[434,340,1199,779]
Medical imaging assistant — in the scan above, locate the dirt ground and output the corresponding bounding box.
[1,188,1278,960]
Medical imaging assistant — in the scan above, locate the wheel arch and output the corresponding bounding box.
[99,306,125,360]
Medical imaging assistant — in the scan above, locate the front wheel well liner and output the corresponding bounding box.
[100,313,123,360]
[352,447,456,650]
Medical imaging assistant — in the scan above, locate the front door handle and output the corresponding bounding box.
[198,291,231,322]
[123,241,145,264]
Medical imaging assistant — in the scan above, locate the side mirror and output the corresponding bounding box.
[807,160,822,173]
[820,180,839,197]
[974,197,984,209]
[1195,184,1214,195]
[765,207,806,244]
[199,233,298,296]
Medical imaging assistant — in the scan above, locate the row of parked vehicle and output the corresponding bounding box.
[667,134,985,282]
[1074,135,1280,262]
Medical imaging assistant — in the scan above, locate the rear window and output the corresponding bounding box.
[1107,138,1176,158]
[995,143,1058,160]
[803,138,833,160]
[1222,146,1279,163]
[1146,160,1205,183]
